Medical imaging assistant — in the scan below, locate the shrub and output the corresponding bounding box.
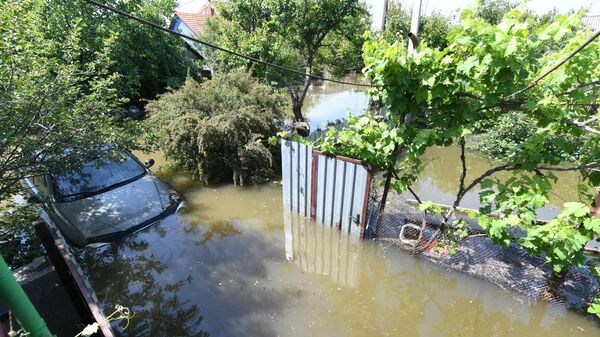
[470,112,585,162]
[146,71,289,185]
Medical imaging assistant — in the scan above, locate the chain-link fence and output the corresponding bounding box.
[365,190,600,314]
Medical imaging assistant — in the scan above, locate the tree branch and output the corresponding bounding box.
[455,138,468,208]
[407,186,422,204]
[567,119,600,135]
[462,164,512,197]
[538,163,600,171]
[556,80,600,97]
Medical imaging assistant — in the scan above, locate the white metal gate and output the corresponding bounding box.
[281,140,372,237]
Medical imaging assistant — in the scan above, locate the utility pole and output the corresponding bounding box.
[381,0,389,32]
[408,0,422,53]
[375,0,421,235]
[376,0,423,234]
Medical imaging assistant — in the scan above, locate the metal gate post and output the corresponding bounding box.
[0,255,53,337]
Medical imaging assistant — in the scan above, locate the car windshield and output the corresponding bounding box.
[52,153,145,201]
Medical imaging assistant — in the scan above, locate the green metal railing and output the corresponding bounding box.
[0,255,53,337]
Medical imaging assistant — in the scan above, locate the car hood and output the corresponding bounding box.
[54,175,174,240]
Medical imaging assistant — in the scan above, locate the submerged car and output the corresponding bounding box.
[24,151,182,247]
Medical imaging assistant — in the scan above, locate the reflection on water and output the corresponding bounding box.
[406,145,585,220]
[284,214,362,288]
[77,178,598,337]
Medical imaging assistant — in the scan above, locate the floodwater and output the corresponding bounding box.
[78,81,599,336]
[407,145,585,221]
[76,178,599,337]
[303,75,369,131]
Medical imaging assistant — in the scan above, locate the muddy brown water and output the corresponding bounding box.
[407,145,585,221]
[76,175,598,336]
[82,82,598,336]
[302,75,369,131]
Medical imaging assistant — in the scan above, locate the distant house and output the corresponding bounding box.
[582,15,600,32]
[169,1,215,60]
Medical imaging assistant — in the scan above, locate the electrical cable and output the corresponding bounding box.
[83,0,375,88]
[83,1,599,103]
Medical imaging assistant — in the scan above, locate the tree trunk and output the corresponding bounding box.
[374,167,393,236]
[287,82,310,137]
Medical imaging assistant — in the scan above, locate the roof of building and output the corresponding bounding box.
[174,1,214,36]
[582,15,600,32]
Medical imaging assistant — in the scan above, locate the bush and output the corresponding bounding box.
[469,112,584,162]
[146,71,289,185]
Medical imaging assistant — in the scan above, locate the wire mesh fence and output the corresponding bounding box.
[302,123,599,316]
[365,190,600,315]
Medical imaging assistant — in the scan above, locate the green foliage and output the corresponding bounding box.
[0,0,149,202]
[419,12,453,50]
[476,0,517,25]
[437,218,470,254]
[315,114,402,171]
[479,174,600,272]
[147,71,289,185]
[418,201,469,253]
[471,112,535,159]
[361,6,597,186]
[469,112,585,161]
[318,5,600,278]
[204,0,370,120]
[588,297,600,318]
[0,204,43,269]
[48,0,194,100]
[587,259,600,318]
[417,200,444,215]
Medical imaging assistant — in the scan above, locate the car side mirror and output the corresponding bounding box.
[144,158,155,168]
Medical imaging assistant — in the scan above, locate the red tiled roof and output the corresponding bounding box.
[175,3,214,35]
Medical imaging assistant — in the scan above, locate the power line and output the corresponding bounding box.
[83,0,375,88]
[83,1,599,101]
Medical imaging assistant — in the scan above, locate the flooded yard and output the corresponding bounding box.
[76,176,598,336]
[76,80,599,336]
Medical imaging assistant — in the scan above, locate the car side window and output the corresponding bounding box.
[32,175,49,197]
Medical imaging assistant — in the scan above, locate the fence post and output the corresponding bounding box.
[0,255,53,337]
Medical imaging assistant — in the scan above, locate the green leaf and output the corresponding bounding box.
[589,171,600,186]
[460,55,478,74]
[505,37,518,56]
[418,201,434,211]
[563,202,588,217]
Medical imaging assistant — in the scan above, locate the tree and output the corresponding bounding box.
[203,0,370,136]
[47,0,195,102]
[466,7,584,160]
[314,6,600,298]
[476,0,517,24]
[419,12,453,50]
[469,112,585,162]
[0,0,149,203]
[383,1,453,50]
[146,71,289,185]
